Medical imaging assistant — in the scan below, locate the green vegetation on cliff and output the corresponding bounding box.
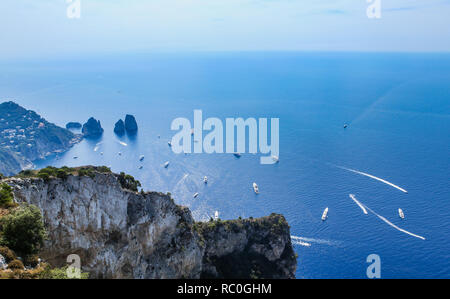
[0,183,14,208]
[0,204,46,256]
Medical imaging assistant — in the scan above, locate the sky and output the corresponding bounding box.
[1,0,450,59]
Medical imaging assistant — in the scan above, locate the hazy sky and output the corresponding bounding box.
[1,0,450,59]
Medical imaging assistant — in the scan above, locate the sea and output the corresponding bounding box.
[0,52,449,278]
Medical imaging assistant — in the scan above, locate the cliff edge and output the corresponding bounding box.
[3,168,297,279]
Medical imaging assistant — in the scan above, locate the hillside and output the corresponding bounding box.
[0,101,81,176]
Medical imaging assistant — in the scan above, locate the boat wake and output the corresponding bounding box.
[292,239,311,247]
[93,142,103,152]
[291,236,339,247]
[363,205,426,240]
[337,166,408,193]
[349,194,368,214]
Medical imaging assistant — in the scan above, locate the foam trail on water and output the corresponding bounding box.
[291,236,338,246]
[364,206,426,240]
[349,194,368,214]
[292,240,311,247]
[94,142,103,152]
[338,166,408,193]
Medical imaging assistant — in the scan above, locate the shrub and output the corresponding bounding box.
[0,246,16,262]
[38,265,89,279]
[24,254,40,268]
[0,183,14,208]
[37,172,50,182]
[18,169,34,177]
[8,259,24,270]
[117,172,141,192]
[0,173,4,180]
[0,204,46,256]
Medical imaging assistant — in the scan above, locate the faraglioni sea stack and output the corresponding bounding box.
[82,117,104,138]
[114,119,126,135]
[124,114,138,133]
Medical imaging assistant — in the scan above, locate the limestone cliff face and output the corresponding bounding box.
[5,172,296,279]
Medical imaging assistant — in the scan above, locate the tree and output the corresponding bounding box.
[0,183,14,208]
[0,204,46,256]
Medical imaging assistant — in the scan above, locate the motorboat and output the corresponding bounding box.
[322,208,329,221]
[253,182,259,194]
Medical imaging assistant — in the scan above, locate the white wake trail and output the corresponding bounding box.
[292,240,311,247]
[349,194,368,214]
[338,166,408,193]
[363,206,425,240]
[291,236,338,246]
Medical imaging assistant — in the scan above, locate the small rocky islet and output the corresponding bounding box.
[114,114,138,136]
[81,117,104,138]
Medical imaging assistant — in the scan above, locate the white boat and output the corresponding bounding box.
[138,166,143,170]
[193,192,199,198]
[322,207,329,221]
[191,129,194,136]
[253,182,259,194]
[272,155,279,163]
[398,208,405,219]
[73,156,78,159]
[164,161,170,168]
[214,211,219,220]
[118,152,122,156]
[100,152,104,155]
[139,155,145,161]
[203,176,208,184]
[233,153,241,158]
[168,141,172,147]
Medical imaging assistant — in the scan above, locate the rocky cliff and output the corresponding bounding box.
[4,170,297,279]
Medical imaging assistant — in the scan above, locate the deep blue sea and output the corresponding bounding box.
[1,52,449,278]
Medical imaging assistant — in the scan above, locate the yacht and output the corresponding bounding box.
[164,161,170,168]
[168,141,172,147]
[398,208,405,219]
[139,155,145,161]
[234,153,241,158]
[193,193,199,198]
[138,166,143,170]
[322,208,329,221]
[203,176,208,184]
[344,124,348,129]
[253,183,259,194]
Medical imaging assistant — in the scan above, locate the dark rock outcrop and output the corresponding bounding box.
[114,119,125,135]
[66,122,82,130]
[4,169,297,279]
[82,117,104,138]
[195,215,297,279]
[0,101,81,176]
[124,115,138,134]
